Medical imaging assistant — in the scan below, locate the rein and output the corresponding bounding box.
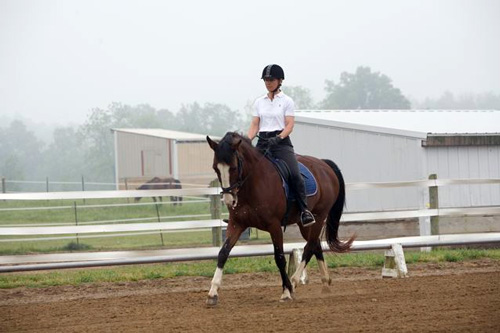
[219,139,271,195]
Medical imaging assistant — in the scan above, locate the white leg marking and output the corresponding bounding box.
[318,260,331,285]
[208,267,223,298]
[280,288,293,302]
[291,261,306,289]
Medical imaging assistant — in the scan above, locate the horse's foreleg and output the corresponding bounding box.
[275,246,293,302]
[269,225,293,302]
[206,223,243,306]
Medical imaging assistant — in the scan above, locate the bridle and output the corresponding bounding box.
[219,141,271,196]
[220,151,249,195]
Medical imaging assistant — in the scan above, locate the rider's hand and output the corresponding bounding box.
[268,136,283,146]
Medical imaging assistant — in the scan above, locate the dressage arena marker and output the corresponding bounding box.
[381,243,408,278]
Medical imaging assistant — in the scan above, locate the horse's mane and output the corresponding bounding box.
[221,132,252,146]
[217,132,255,163]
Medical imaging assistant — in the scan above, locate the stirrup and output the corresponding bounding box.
[301,210,316,227]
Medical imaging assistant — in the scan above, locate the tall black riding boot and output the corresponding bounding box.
[295,179,316,227]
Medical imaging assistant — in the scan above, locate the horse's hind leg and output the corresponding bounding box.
[315,248,333,293]
[290,239,320,290]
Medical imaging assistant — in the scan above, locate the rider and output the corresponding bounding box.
[247,64,316,227]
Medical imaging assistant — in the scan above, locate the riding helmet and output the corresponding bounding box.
[261,64,285,80]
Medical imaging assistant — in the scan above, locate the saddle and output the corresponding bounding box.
[271,158,318,200]
[267,156,318,229]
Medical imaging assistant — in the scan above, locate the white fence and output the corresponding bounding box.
[1,178,499,272]
[1,178,500,235]
[1,233,500,273]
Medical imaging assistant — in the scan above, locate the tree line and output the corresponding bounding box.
[0,102,246,185]
[1,66,499,185]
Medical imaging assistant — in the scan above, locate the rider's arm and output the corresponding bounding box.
[279,116,294,139]
[247,116,260,140]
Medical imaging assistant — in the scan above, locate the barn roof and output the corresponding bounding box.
[295,110,500,136]
[111,128,216,141]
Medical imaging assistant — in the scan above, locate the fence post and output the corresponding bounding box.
[210,179,222,247]
[429,174,440,235]
[81,175,86,205]
[155,203,165,246]
[73,201,80,246]
[1,177,5,202]
[124,178,130,203]
[46,177,49,193]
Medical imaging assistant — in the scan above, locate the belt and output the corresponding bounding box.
[258,130,283,138]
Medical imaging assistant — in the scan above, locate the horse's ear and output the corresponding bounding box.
[206,136,218,151]
[232,139,242,151]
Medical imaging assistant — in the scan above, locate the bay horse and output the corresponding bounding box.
[134,177,183,205]
[206,132,355,305]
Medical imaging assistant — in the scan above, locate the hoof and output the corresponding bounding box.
[206,295,218,307]
[279,289,294,302]
[322,285,331,294]
[321,277,333,286]
[279,295,293,303]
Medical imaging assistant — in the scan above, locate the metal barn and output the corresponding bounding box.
[112,128,217,188]
[291,110,500,235]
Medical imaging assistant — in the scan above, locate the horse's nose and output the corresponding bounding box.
[223,193,238,208]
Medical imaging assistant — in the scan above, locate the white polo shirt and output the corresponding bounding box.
[253,92,295,132]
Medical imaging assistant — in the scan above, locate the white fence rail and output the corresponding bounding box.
[0,179,499,238]
[1,207,500,238]
[0,187,220,201]
[1,233,499,273]
[2,178,499,200]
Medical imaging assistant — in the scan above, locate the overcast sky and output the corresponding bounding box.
[1,0,499,125]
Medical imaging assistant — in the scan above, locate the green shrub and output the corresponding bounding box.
[62,242,92,251]
[444,253,462,262]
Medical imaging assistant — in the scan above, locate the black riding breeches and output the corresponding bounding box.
[256,132,308,211]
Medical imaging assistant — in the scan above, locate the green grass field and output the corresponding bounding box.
[0,197,213,225]
[0,197,271,255]
[1,248,499,289]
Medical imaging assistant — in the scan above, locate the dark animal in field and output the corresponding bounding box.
[134,177,183,205]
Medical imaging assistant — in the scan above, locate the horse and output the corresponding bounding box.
[205,132,355,305]
[134,177,183,205]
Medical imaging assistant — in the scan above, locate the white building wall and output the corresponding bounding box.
[293,121,427,213]
[426,146,500,207]
[116,132,171,180]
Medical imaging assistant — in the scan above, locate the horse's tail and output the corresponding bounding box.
[322,159,355,253]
